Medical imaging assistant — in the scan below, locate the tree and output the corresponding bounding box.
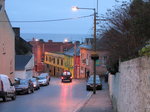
[97,0,150,74]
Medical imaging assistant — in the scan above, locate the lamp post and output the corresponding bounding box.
[72,6,98,94]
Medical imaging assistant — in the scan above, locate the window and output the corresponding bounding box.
[57,58,59,65]
[49,57,51,62]
[53,58,55,64]
[46,56,48,61]
[61,59,63,66]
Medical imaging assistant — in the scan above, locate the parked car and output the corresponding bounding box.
[14,79,34,94]
[30,78,40,90]
[40,73,50,81]
[0,74,16,102]
[104,71,109,82]
[86,75,102,91]
[37,75,49,86]
[61,71,72,82]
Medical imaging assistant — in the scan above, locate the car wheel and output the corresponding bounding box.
[2,95,7,102]
[27,88,31,94]
[12,93,16,100]
[32,88,34,93]
[86,88,89,91]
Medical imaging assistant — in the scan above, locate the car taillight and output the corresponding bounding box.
[61,77,64,79]
[1,80,4,91]
[70,76,72,79]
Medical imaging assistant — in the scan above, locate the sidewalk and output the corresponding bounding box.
[78,81,113,112]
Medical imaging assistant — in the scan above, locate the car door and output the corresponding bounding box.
[8,79,15,95]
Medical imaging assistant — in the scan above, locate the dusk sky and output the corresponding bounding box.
[5,0,127,35]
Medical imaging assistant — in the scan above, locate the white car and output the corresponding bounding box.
[0,74,16,102]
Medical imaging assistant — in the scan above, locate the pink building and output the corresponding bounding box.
[0,1,15,82]
[80,38,108,78]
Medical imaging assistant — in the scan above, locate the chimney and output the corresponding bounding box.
[13,27,20,38]
[48,40,53,43]
[0,0,5,9]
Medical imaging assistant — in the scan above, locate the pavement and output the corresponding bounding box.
[77,79,114,112]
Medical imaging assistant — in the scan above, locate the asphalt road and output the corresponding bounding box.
[0,77,92,112]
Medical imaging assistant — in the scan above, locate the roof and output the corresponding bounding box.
[79,44,93,50]
[64,44,80,56]
[15,55,32,70]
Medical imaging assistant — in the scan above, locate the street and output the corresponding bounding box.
[0,77,92,112]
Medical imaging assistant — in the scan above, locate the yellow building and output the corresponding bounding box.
[64,55,74,78]
[44,52,65,77]
[44,52,75,78]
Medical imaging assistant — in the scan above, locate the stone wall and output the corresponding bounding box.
[109,56,150,112]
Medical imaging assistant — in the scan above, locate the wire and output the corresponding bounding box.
[0,14,93,23]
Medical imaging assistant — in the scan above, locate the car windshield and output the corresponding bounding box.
[63,71,71,75]
[88,78,100,84]
[20,80,28,85]
[31,78,36,82]
[38,76,46,80]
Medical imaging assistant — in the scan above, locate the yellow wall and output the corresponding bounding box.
[44,52,75,78]
[64,55,74,78]
[44,52,65,69]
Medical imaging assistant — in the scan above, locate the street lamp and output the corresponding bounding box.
[72,6,98,94]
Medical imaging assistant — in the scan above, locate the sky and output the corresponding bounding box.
[5,0,125,35]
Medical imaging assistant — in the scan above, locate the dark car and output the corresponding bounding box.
[14,79,34,94]
[30,78,40,90]
[61,71,72,82]
[86,75,102,91]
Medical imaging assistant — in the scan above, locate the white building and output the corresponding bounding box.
[15,55,34,79]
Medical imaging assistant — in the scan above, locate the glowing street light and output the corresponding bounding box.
[72,6,78,11]
[64,38,68,43]
[72,6,98,94]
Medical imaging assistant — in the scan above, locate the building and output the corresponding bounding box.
[13,27,32,55]
[15,55,34,79]
[29,39,74,73]
[64,41,80,78]
[80,38,108,78]
[0,0,15,82]
[44,52,65,77]
[44,41,80,78]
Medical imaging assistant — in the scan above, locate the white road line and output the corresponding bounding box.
[72,92,93,112]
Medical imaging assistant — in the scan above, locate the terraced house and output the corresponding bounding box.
[44,41,80,78]
[0,0,15,82]
[44,52,65,77]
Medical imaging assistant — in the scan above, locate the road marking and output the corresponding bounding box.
[72,92,93,112]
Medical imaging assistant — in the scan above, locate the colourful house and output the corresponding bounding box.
[44,41,80,78]
[80,38,108,78]
[29,39,74,73]
[64,42,80,78]
[44,52,65,77]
